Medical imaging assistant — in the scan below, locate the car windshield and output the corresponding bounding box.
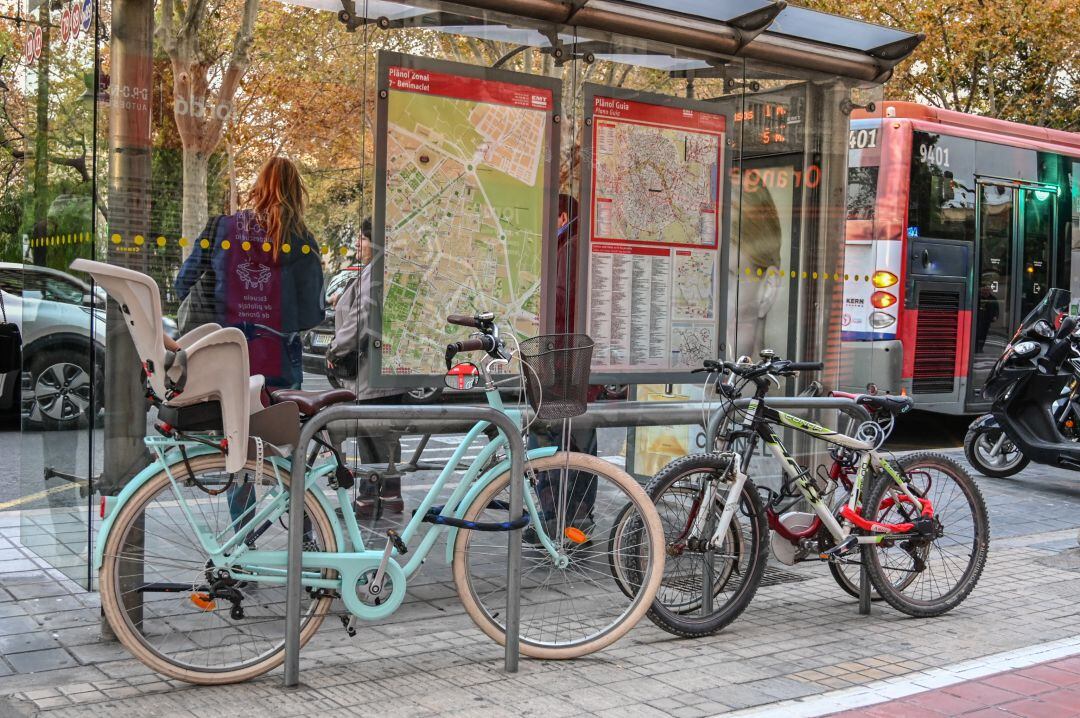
[23,272,87,304]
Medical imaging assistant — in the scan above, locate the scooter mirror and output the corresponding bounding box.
[1057,316,1077,339]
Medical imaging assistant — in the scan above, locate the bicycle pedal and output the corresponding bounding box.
[387,529,408,555]
[339,614,358,638]
[819,535,859,561]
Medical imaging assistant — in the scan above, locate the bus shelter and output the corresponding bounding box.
[3,0,923,588]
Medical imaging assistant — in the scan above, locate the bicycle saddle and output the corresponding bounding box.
[270,388,355,417]
[848,393,914,415]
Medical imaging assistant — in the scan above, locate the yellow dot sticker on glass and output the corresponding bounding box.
[301,244,310,254]
[156,236,167,247]
[802,271,808,279]
[200,238,210,250]
[262,242,271,253]
[322,246,329,255]
[134,235,144,246]
[221,240,231,251]
[111,234,121,244]
[282,243,291,254]
[340,247,348,256]
[744,267,751,275]
[790,270,796,278]
[812,272,819,279]
[756,267,763,277]
[179,238,188,247]
[242,241,251,251]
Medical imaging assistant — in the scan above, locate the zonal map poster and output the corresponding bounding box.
[373,53,559,380]
[583,87,727,378]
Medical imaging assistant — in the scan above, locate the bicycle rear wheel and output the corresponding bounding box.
[453,452,663,658]
[862,451,989,617]
[99,454,336,684]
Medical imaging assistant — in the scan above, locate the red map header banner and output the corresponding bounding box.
[592,95,726,134]
[389,66,553,111]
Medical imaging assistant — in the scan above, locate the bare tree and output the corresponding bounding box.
[157,0,260,250]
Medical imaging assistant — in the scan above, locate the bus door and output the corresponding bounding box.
[968,179,1058,404]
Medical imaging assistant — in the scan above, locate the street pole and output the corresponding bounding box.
[100,0,153,638]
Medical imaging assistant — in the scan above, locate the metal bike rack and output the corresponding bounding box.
[283,394,877,688]
[284,403,528,688]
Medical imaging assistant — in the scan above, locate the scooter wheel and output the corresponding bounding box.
[964,425,1029,478]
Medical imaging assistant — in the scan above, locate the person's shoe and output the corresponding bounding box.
[353,476,404,520]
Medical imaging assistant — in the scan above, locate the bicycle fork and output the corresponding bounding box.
[681,463,747,552]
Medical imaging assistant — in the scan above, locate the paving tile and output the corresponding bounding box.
[983,674,1057,697]
[943,680,1021,705]
[1018,664,1080,687]
[999,697,1080,718]
[5,647,78,673]
[0,631,62,654]
[0,615,40,635]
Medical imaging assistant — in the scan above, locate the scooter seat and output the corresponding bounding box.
[270,388,355,417]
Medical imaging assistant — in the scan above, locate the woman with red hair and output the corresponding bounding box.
[176,157,325,390]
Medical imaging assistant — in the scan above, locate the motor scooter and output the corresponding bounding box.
[965,288,1080,476]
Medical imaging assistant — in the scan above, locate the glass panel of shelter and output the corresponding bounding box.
[3,0,897,583]
[14,0,103,589]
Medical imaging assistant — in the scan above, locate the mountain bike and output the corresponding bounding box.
[614,352,988,637]
[96,310,664,684]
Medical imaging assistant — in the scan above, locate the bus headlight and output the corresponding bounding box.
[868,311,896,329]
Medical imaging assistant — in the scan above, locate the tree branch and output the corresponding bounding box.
[201,0,261,151]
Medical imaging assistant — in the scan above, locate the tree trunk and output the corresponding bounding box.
[32,4,51,264]
[181,146,209,251]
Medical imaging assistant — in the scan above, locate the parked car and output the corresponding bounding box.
[0,262,178,429]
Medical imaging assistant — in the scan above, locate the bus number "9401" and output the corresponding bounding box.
[918,143,950,169]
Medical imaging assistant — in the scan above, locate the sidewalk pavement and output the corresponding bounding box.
[826,652,1080,717]
[0,447,1079,717]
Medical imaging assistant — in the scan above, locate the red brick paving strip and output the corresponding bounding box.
[826,655,1080,717]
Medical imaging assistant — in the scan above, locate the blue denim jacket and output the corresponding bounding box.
[175,212,325,388]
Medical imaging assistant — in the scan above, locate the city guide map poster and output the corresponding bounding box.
[580,84,730,383]
[371,52,560,385]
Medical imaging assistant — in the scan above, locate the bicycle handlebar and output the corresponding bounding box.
[694,357,823,379]
[447,314,481,328]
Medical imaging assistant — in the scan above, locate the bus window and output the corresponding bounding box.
[908,132,976,241]
[847,166,878,220]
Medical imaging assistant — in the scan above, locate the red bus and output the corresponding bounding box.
[841,102,1080,414]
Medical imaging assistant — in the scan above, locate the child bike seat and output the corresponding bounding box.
[70,259,253,473]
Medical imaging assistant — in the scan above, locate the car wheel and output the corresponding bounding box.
[26,348,102,430]
[403,386,444,404]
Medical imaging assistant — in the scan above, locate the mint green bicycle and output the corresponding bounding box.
[96,311,664,684]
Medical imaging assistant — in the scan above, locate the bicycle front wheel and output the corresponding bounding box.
[99,454,337,684]
[862,451,989,617]
[453,452,664,659]
[641,452,768,637]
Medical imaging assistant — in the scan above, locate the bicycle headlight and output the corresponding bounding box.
[1011,341,1040,359]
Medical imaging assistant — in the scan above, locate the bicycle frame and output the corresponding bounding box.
[699,399,925,551]
[96,371,567,621]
